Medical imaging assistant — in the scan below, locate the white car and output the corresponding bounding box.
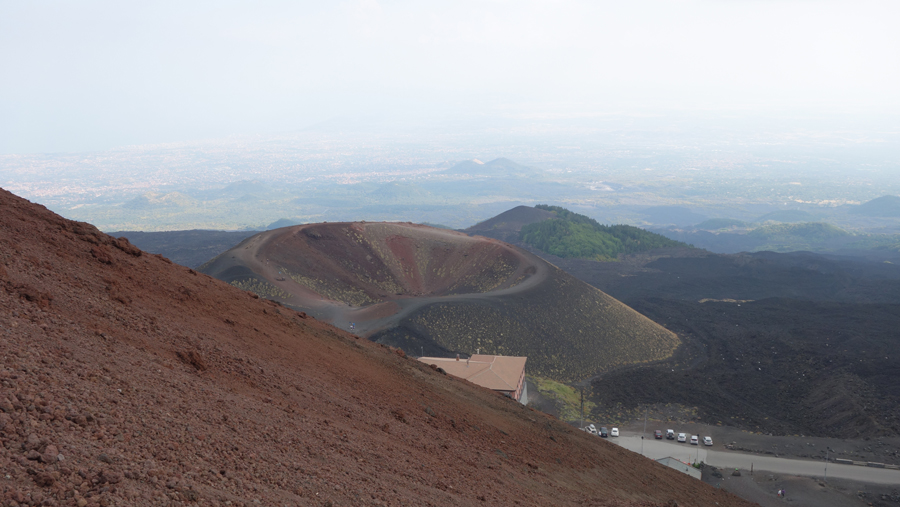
[690,435,699,445]
[677,433,687,443]
[703,436,713,446]
[611,427,619,437]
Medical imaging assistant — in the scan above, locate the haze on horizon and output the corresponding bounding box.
[2,0,899,155]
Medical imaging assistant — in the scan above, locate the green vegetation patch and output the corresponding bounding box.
[747,222,851,251]
[520,205,688,261]
[530,376,596,423]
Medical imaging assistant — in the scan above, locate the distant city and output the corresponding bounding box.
[2,114,898,235]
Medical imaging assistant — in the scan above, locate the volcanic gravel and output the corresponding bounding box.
[0,187,755,507]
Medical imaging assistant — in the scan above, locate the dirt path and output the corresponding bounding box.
[346,244,552,337]
[228,226,553,337]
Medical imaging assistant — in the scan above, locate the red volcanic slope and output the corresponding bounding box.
[0,188,754,507]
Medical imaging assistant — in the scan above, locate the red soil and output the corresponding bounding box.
[384,235,423,294]
[0,188,755,507]
[254,222,535,303]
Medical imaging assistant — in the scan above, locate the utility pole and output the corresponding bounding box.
[580,386,585,429]
[640,408,648,456]
[824,448,828,482]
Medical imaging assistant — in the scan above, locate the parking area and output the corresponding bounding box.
[608,434,709,463]
[603,433,900,486]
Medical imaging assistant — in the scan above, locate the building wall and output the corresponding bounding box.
[656,458,701,480]
[513,368,526,402]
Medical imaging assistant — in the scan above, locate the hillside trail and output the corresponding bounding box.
[231,225,553,338]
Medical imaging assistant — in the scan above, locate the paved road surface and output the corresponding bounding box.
[609,435,900,485]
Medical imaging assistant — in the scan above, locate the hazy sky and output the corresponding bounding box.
[2,0,898,154]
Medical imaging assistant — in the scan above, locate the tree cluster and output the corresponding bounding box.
[520,205,687,261]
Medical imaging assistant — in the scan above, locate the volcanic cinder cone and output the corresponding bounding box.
[202,222,680,381]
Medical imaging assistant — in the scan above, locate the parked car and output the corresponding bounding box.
[600,427,609,438]
[611,427,619,437]
[666,429,675,440]
[654,430,663,439]
[677,432,687,443]
[690,435,699,445]
[703,436,713,446]
[587,423,597,435]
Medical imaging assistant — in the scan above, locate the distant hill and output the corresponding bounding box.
[420,222,453,229]
[367,181,434,204]
[519,205,690,261]
[111,229,259,268]
[121,191,195,210]
[640,205,707,226]
[652,221,900,256]
[266,218,303,230]
[851,195,900,217]
[220,179,274,196]
[694,218,748,230]
[465,205,556,241]
[200,221,680,382]
[747,222,850,251]
[756,209,817,223]
[440,157,541,178]
[229,193,263,203]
